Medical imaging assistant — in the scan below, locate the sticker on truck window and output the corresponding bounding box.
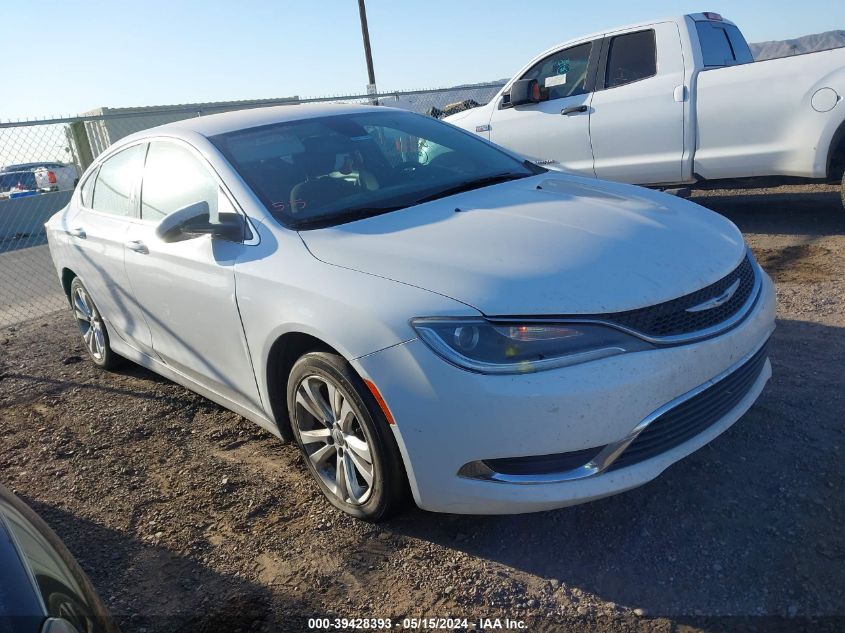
[545,74,568,88]
[553,59,570,75]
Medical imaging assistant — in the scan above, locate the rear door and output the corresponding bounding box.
[589,23,686,184]
[65,144,153,352]
[488,40,599,175]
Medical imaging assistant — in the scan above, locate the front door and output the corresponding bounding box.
[122,140,262,411]
[489,40,598,175]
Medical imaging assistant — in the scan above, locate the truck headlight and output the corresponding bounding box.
[410,318,652,374]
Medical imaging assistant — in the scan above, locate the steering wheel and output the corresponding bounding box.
[428,152,475,174]
[391,161,421,177]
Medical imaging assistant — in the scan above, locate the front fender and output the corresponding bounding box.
[233,221,478,423]
[443,103,494,139]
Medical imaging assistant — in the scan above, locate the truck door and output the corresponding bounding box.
[488,40,599,176]
[589,23,686,185]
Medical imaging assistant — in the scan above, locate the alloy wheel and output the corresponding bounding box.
[72,286,105,361]
[294,374,375,505]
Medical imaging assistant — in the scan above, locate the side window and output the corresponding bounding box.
[90,144,146,216]
[141,142,219,221]
[520,42,593,101]
[605,30,657,89]
[78,168,98,208]
[696,22,754,66]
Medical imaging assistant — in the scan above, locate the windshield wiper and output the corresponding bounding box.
[410,171,533,206]
[290,205,404,230]
[291,163,544,230]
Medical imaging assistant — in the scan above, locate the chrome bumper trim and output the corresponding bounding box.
[458,331,773,485]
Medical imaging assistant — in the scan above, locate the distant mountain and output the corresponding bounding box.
[750,30,845,60]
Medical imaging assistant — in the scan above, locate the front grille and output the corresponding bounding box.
[595,254,757,338]
[608,340,769,471]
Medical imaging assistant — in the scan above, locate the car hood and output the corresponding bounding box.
[299,175,746,315]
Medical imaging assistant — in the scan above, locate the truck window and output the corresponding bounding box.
[604,30,656,89]
[696,22,754,66]
[518,42,593,102]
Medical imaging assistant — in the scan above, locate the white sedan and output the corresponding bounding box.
[45,104,775,519]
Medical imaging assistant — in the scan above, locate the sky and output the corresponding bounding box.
[3,0,845,120]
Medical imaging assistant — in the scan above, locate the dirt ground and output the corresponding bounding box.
[1,183,844,632]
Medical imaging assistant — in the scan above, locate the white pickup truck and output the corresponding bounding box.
[446,12,845,204]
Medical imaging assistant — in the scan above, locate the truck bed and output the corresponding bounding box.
[694,47,845,180]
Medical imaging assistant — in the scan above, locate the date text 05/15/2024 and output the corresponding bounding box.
[307,617,528,630]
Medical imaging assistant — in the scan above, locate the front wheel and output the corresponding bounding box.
[69,277,120,369]
[287,352,409,521]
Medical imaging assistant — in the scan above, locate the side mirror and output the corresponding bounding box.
[508,79,541,106]
[156,201,245,243]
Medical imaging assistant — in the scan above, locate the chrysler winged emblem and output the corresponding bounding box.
[685,278,741,313]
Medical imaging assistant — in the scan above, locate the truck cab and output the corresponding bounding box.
[446,13,845,192]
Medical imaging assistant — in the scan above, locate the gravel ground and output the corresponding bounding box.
[1,183,844,632]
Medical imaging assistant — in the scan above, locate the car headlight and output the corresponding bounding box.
[410,318,653,374]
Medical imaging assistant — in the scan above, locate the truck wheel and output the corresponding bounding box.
[841,172,845,210]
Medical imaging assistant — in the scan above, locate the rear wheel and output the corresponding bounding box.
[841,171,845,211]
[69,277,120,369]
[286,352,408,521]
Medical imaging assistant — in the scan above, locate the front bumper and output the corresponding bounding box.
[353,272,777,514]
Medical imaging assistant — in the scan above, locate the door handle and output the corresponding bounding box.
[67,227,86,239]
[125,240,149,254]
[561,105,588,116]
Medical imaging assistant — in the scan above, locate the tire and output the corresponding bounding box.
[286,351,409,521]
[69,277,121,370]
[841,171,845,211]
[46,586,96,633]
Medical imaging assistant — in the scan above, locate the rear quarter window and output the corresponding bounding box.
[79,168,98,208]
[696,22,754,66]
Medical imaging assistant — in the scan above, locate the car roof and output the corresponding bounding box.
[125,102,384,142]
[1,162,60,172]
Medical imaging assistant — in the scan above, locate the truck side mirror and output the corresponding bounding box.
[508,79,541,106]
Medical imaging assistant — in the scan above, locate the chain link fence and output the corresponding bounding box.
[0,82,504,329]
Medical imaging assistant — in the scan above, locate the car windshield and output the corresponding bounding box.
[210,110,542,229]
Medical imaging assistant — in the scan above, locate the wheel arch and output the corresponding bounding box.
[60,268,77,304]
[827,117,845,181]
[265,331,340,441]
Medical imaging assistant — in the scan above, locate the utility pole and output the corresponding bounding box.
[357,0,378,102]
